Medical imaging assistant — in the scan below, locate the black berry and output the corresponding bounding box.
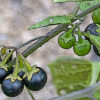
[1,78,24,97]
[24,67,47,91]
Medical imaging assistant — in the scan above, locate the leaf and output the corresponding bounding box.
[79,0,100,11]
[84,33,100,54]
[54,0,93,3]
[48,57,92,95]
[28,15,71,30]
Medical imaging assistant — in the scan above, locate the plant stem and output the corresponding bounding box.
[14,53,18,75]
[16,36,47,49]
[18,52,32,71]
[26,87,35,100]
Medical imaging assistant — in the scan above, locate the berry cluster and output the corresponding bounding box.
[0,48,47,97]
[58,8,100,56]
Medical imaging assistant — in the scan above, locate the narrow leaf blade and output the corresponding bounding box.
[28,15,71,30]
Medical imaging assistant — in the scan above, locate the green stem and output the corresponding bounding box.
[78,27,82,42]
[18,52,32,71]
[14,54,19,76]
[16,36,48,49]
[17,54,24,68]
[2,50,14,65]
[26,87,35,100]
[65,24,76,37]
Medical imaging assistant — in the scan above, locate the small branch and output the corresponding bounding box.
[26,87,35,100]
[49,81,100,100]
[16,36,48,49]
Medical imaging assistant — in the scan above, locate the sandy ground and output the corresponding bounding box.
[0,0,99,100]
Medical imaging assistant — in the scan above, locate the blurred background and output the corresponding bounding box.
[0,0,100,100]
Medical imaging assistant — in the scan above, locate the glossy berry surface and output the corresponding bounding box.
[85,23,100,42]
[73,39,91,56]
[1,78,24,97]
[0,68,9,84]
[92,8,100,24]
[93,45,100,56]
[18,71,25,78]
[24,67,47,91]
[58,33,76,49]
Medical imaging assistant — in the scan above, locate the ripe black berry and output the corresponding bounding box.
[0,68,10,84]
[85,23,100,42]
[24,67,47,91]
[1,78,24,97]
[18,71,25,78]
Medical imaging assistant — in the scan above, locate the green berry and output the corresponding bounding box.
[58,33,76,49]
[73,39,91,56]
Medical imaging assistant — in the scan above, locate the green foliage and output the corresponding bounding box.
[28,16,71,30]
[79,0,100,11]
[48,57,100,99]
[48,57,92,95]
[85,33,100,54]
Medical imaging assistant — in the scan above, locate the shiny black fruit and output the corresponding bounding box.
[1,78,24,97]
[85,23,100,43]
[24,67,47,91]
[0,68,10,84]
[18,71,25,78]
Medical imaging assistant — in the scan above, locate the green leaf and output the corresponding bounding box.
[48,57,92,95]
[79,0,100,11]
[28,15,71,30]
[54,0,93,3]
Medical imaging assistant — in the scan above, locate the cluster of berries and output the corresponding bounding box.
[0,48,47,97]
[58,8,100,56]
